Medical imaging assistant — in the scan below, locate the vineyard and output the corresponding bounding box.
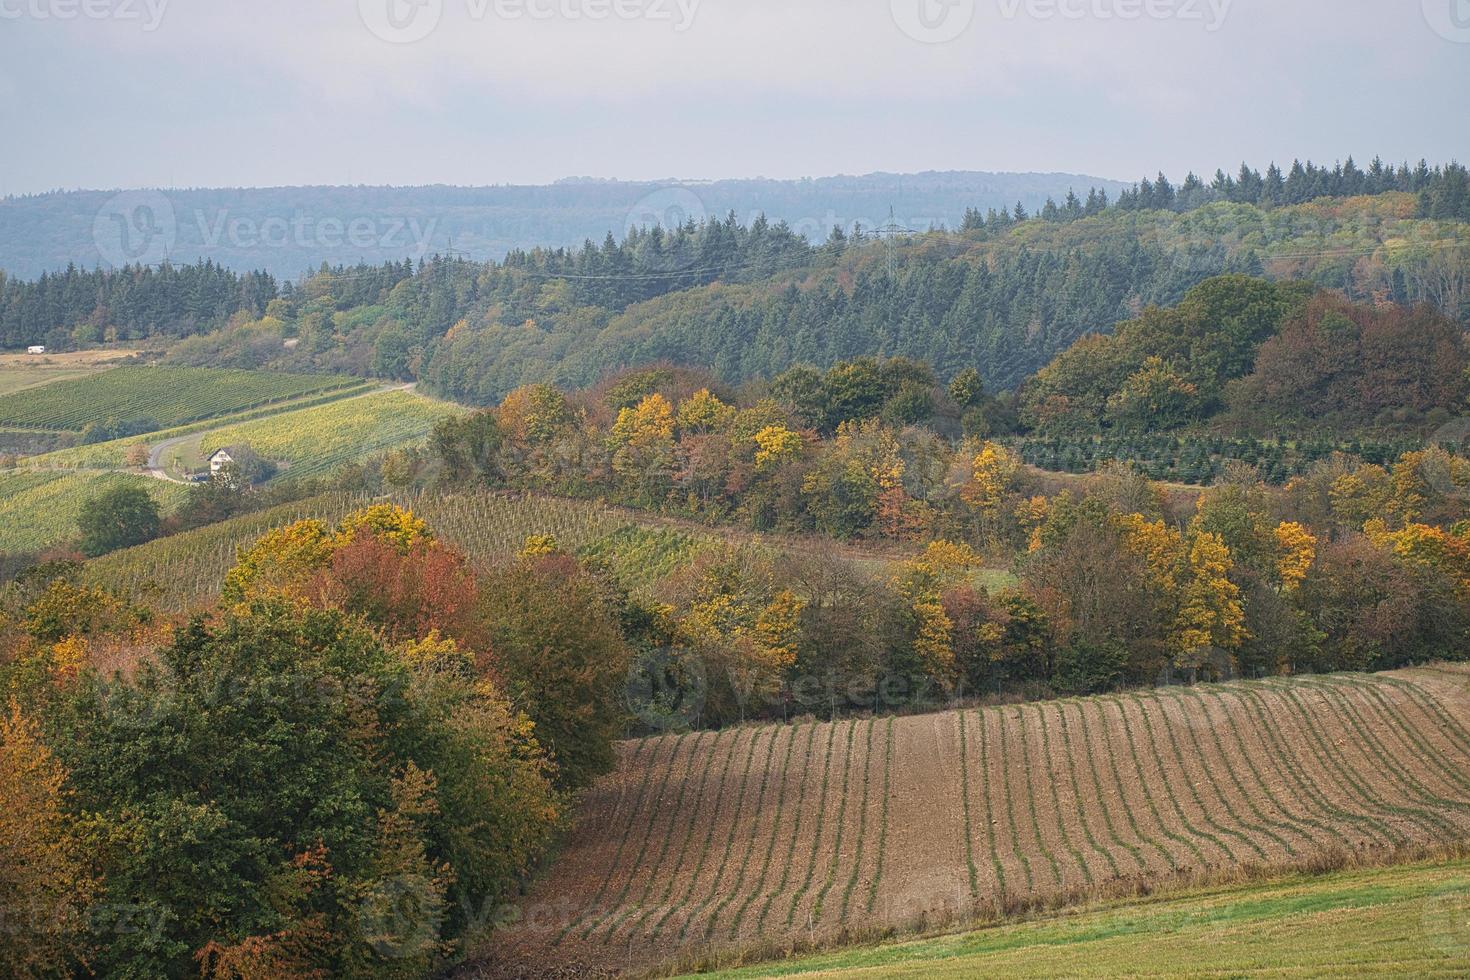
[0,366,358,433]
[84,491,706,609]
[0,470,189,553]
[195,388,457,479]
[475,665,1470,977]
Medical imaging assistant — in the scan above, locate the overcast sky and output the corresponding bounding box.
[1,0,1467,195]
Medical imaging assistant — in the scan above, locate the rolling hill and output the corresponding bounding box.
[469,665,1470,977]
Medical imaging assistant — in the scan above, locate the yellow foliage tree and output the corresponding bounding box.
[0,703,98,977]
[752,425,804,470]
[960,441,1020,511]
[1274,521,1317,593]
[676,389,735,434]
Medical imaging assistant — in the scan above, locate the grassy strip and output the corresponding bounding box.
[650,729,751,939]
[863,717,896,917]
[1038,703,1110,882]
[995,710,1036,892]
[1139,690,1299,858]
[597,729,710,942]
[554,735,663,945]
[1103,695,1230,865]
[837,721,879,924]
[783,721,842,929]
[809,720,862,925]
[956,708,981,904]
[703,726,785,939]
[728,722,806,939]
[1059,701,1149,873]
[1226,685,1404,848]
[1169,686,1335,847]
[674,729,769,943]
[673,858,1470,979]
[756,723,823,935]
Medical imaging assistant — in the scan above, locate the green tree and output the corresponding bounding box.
[76,484,162,557]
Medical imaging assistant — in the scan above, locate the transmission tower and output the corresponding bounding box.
[870,206,917,279]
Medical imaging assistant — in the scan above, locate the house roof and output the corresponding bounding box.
[207,448,234,461]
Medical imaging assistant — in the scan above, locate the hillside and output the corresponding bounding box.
[675,858,1470,978]
[471,665,1470,977]
[0,172,1129,280]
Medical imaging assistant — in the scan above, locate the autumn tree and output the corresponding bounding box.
[0,703,98,977]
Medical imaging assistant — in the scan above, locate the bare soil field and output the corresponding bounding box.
[468,664,1470,978]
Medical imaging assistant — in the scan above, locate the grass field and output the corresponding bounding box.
[0,470,189,554]
[470,665,1470,977]
[0,366,357,433]
[674,858,1470,978]
[0,349,139,399]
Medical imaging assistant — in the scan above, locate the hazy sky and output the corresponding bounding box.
[1,0,1467,195]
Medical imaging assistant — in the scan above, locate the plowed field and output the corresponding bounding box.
[472,665,1470,977]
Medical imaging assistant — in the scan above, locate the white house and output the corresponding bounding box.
[26,345,45,355]
[208,448,235,474]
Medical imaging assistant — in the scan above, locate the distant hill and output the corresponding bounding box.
[0,172,1128,280]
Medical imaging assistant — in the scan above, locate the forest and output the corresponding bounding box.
[4,158,1467,404]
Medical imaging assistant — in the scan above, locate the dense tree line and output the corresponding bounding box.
[0,504,634,976]
[1021,277,1470,435]
[0,262,276,349]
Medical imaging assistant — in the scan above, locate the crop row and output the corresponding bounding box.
[492,670,1470,976]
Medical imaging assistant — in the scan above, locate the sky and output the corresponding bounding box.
[0,0,1467,195]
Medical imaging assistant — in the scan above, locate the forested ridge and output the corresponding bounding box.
[3,158,1467,406]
